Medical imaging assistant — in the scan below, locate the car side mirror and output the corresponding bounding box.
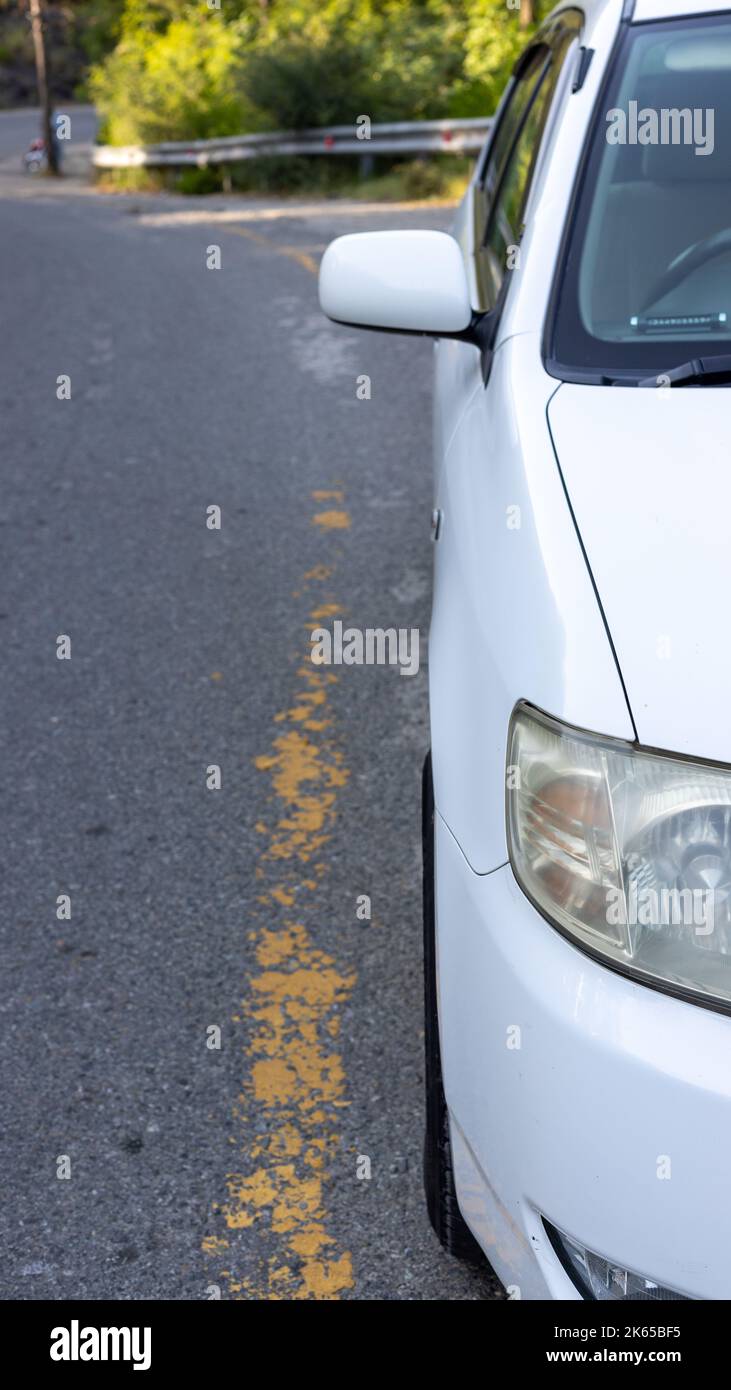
[319,229,490,350]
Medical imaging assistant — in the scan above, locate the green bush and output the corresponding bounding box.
[175,165,225,195]
[230,154,367,196]
[397,157,453,199]
[241,39,377,131]
[240,14,464,130]
[90,9,254,145]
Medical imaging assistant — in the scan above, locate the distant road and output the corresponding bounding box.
[0,103,97,173]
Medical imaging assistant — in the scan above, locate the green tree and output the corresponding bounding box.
[0,1,126,106]
[449,0,548,115]
[242,2,466,128]
[90,6,254,143]
[89,0,553,145]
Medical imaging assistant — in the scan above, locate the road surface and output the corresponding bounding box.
[0,109,502,1300]
[0,104,96,174]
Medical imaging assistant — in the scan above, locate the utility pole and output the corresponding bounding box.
[520,0,535,27]
[27,0,59,174]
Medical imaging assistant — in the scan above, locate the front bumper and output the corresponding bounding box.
[434,811,731,1300]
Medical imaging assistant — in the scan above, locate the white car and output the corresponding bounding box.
[320,0,731,1301]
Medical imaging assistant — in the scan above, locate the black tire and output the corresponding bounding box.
[422,752,484,1263]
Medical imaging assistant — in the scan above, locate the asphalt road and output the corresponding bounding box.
[1,109,501,1300]
[0,104,97,172]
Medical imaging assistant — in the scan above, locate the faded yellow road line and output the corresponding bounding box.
[203,492,355,1300]
[311,488,351,532]
[224,224,319,276]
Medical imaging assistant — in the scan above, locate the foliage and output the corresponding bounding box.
[0,1,125,106]
[87,0,551,144]
[76,0,125,66]
[89,9,256,143]
[240,1,466,128]
[458,0,549,112]
[4,0,554,182]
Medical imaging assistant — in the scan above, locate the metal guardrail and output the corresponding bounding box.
[92,117,493,169]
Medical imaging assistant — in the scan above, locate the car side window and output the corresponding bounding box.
[476,29,578,310]
[479,47,551,215]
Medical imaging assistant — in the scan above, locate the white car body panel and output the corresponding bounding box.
[430,334,634,873]
[548,386,731,764]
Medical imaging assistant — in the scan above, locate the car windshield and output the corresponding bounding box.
[550,13,731,381]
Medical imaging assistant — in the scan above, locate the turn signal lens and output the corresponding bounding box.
[545,1219,691,1301]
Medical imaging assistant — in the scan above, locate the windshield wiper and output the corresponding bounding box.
[638,353,731,388]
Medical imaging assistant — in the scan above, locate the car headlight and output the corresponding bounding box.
[507,702,731,1009]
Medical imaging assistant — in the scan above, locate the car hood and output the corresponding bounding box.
[548,384,731,765]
